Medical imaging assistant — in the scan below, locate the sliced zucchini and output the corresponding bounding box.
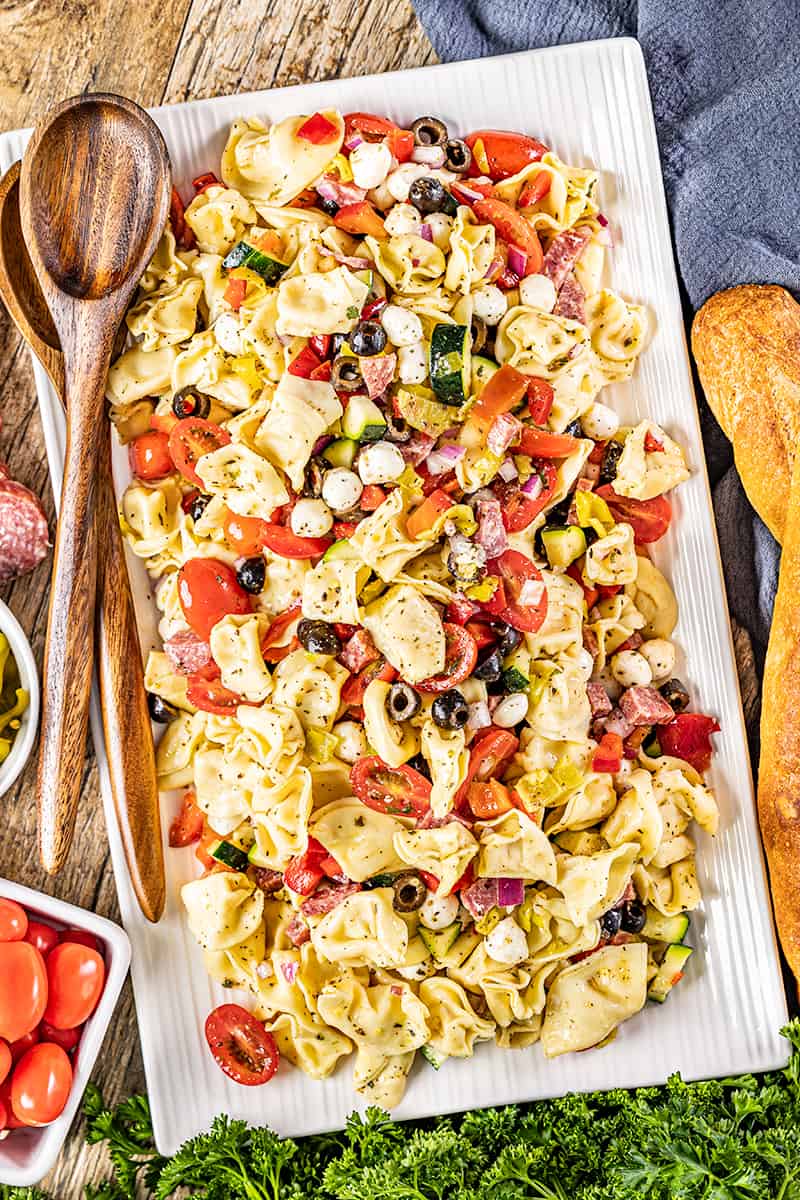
[364,872,399,889]
[500,666,529,693]
[419,921,461,961]
[211,839,249,872]
[541,525,587,570]
[648,944,693,1003]
[429,323,471,406]
[421,1043,447,1069]
[471,355,499,397]
[222,240,288,285]
[438,928,481,969]
[642,909,690,944]
[322,437,358,469]
[323,539,360,563]
[342,394,387,442]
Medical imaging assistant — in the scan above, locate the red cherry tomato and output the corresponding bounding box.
[178,557,252,639]
[455,727,519,810]
[129,431,173,482]
[594,485,673,544]
[473,197,543,270]
[25,921,60,957]
[259,523,333,560]
[515,427,582,458]
[526,377,555,425]
[9,1027,39,1063]
[343,113,414,162]
[58,928,102,954]
[340,657,397,708]
[11,1042,73,1126]
[350,756,432,819]
[169,790,205,848]
[186,676,251,716]
[416,624,478,694]
[261,603,302,664]
[0,1079,24,1128]
[518,172,552,207]
[0,1039,10,1085]
[204,1004,279,1086]
[495,461,557,532]
[222,509,270,556]
[40,1020,81,1053]
[483,549,548,633]
[168,418,231,488]
[333,201,386,239]
[0,942,47,1043]
[43,943,105,1030]
[0,899,28,942]
[465,129,548,180]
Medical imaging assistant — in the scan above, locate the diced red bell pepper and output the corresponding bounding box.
[310,360,333,382]
[592,732,624,774]
[658,713,720,773]
[192,172,219,194]
[297,112,340,144]
[518,173,551,207]
[309,334,331,359]
[288,345,323,378]
[644,430,665,454]
[526,378,555,426]
[224,277,247,311]
[333,201,387,238]
[445,597,481,625]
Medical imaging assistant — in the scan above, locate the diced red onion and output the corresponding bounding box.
[595,225,613,246]
[519,578,546,607]
[281,960,299,984]
[343,133,364,151]
[390,984,404,996]
[425,444,464,476]
[507,244,528,278]
[315,175,367,206]
[498,458,518,483]
[467,700,492,731]
[597,213,609,227]
[277,331,292,346]
[451,180,483,204]
[312,434,334,455]
[331,252,372,270]
[256,961,273,980]
[412,145,446,168]
[419,222,433,242]
[497,878,525,908]
[484,257,504,281]
[521,472,543,498]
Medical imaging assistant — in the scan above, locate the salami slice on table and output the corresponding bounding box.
[0,479,50,585]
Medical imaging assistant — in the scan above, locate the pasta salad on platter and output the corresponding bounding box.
[108,109,720,1107]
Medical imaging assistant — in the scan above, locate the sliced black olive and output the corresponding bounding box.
[432,688,469,730]
[408,177,457,216]
[546,493,573,525]
[331,355,363,392]
[386,682,421,721]
[297,619,341,656]
[581,525,600,548]
[305,458,327,498]
[471,316,487,355]
[349,320,388,357]
[599,440,623,485]
[620,899,646,934]
[147,692,177,723]
[392,871,427,912]
[385,412,411,443]
[444,138,472,173]
[599,908,623,938]
[406,753,431,779]
[496,622,522,657]
[660,678,691,713]
[473,647,503,683]
[563,418,583,438]
[411,116,448,147]
[317,195,339,216]
[172,386,211,420]
[188,493,212,523]
[330,332,347,358]
[236,556,266,595]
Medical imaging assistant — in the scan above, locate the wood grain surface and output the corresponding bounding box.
[0,1,434,1190]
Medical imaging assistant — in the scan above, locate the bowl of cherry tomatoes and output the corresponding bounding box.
[0,879,131,1186]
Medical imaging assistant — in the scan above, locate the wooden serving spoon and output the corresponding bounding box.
[0,161,166,921]
[19,95,170,882]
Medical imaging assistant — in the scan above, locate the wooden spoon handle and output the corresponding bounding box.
[96,433,165,921]
[37,353,105,875]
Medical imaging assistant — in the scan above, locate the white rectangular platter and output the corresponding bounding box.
[0,36,789,1154]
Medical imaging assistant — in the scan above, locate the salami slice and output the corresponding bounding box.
[285,912,311,946]
[587,682,612,719]
[542,226,591,291]
[554,274,587,323]
[0,479,50,585]
[619,685,675,727]
[360,353,396,400]
[301,880,361,917]
[164,629,213,675]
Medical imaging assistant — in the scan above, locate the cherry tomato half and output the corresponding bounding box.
[129,431,173,482]
[178,557,252,639]
[259,523,332,560]
[473,197,543,270]
[465,129,548,180]
[0,899,28,942]
[594,485,672,544]
[484,549,548,633]
[261,603,302,664]
[515,427,582,458]
[0,1040,10,1086]
[39,1020,81,1053]
[495,461,557,533]
[341,657,397,708]
[350,756,432,819]
[169,790,205,848]
[204,1004,279,1086]
[455,727,519,810]
[43,943,105,1030]
[11,1042,73,1126]
[343,113,414,162]
[222,509,270,556]
[417,624,478,694]
[186,676,251,716]
[0,942,47,1043]
[168,417,231,488]
[25,921,59,957]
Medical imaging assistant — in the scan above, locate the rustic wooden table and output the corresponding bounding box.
[0,3,762,1192]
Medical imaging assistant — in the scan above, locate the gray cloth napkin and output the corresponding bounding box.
[411,0,800,745]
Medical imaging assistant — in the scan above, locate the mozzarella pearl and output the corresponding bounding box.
[419,891,460,931]
[349,141,393,190]
[485,916,528,965]
[321,467,363,514]
[424,212,454,249]
[581,401,620,441]
[382,304,424,348]
[290,497,333,539]
[471,284,508,326]
[518,273,557,312]
[492,692,530,728]
[639,638,676,683]
[213,312,245,356]
[397,340,429,384]
[333,720,368,764]
[576,647,595,679]
[611,649,653,689]
[384,202,422,237]
[357,440,405,485]
[386,163,429,202]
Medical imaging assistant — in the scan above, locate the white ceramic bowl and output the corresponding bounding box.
[0,879,131,1186]
[0,599,39,797]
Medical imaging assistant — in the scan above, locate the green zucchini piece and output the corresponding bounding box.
[364,873,399,889]
[323,538,360,563]
[500,666,529,693]
[322,437,358,469]
[342,394,387,442]
[429,323,471,406]
[211,839,249,872]
[642,909,690,943]
[471,355,499,397]
[222,240,288,285]
[418,922,461,960]
[648,944,693,1003]
[541,525,587,569]
[421,1043,447,1069]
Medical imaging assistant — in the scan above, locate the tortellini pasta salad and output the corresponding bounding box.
[111,110,719,1108]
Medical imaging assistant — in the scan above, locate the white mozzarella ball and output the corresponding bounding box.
[333,720,368,764]
[492,692,530,728]
[321,467,363,513]
[368,180,394,211]
[213,312,246,356]
[382,304,424,348]
[638,638,676,683]
[611,649,653,689]
[419,891,460,931]
[397,340,429,384]
[471,284,508,326]
[518,273,557,312]
[424,212,454,249]
[581,401,620,441]
[357,441,405,485]
[395,961,437,981]
[384,202,422,237]
[485,916,528,966]
[576,647,595,679]
[349,141,393,190]
[386,163,429,202]
[290,497,333,539]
